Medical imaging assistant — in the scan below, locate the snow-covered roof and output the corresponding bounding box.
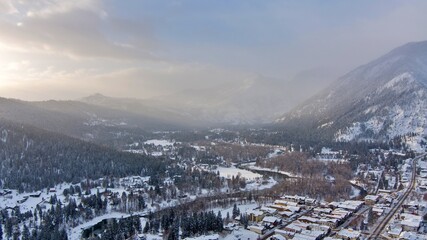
[337,229,361,239]
[269,234,287,240]
[263,216,280,223]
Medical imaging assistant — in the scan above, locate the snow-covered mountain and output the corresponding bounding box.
[276,41,427,150]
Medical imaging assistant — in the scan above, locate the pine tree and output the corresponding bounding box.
[22,224,30,240]
[12,225,20,240]
[217,211,224,232]
[143,222,149,233]
[4,217,12,239]
[0,222,3,240]
[232,203,240,218]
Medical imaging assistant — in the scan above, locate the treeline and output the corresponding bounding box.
[257,152,353,201]
[1,202,68,240]
[142,209,224,239]
[86,216,142,240]
[0,120,167,192]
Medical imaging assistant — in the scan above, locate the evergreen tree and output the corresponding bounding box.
[22,225,30,240]
[12,225,20,240]
[167,221,179,240]
[232,203,240,219]
[143,222,149,233]
[4,217,12,239]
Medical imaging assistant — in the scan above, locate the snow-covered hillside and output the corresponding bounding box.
[277,41,427,151]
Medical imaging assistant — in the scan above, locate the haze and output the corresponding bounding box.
[1,0,427,101]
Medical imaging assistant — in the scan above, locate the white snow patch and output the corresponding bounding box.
[215,167,262,180]
[144,139,176,147]
[378,72,415,93]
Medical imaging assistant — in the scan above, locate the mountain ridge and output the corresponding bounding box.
[276,40,427,151]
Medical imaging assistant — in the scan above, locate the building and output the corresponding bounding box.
[246,209,265,222]
[364,195,380,205]
[248,225,266,234]
[400,214,422,232]
[263,216,281,227]
[336,229,361,240]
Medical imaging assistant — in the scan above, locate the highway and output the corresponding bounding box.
[368,154,425,239]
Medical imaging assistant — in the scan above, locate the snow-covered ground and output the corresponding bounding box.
[209,202,259,220]
[215,166,262,180]
[335,73,427,153]
[0,183,74,212]
[69,212,131,240]
[350,186,361,199]
[144,139,176,147]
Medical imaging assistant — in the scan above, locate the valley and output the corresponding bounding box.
[1,2,427,239]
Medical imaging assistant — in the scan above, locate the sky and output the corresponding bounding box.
[0,0,427,100]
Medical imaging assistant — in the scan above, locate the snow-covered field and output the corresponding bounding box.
[215,166,262,180]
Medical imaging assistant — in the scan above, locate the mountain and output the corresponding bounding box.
[0,119,164,191]
[80,93,199,127]
[276,41,427,150]
[0,97,179,143]
[81,74,333,125]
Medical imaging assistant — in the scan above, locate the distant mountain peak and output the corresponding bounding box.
[82,93,109,100]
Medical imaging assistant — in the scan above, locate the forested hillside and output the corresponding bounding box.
[0,119,166,192]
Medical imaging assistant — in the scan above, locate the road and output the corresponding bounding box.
[368,154,424,239]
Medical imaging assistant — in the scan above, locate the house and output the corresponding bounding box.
[336,229,361,240]
[261,206,278,215]
[316,218,339,228]
[184,234,219,240]
[224,223,239,231]
[399,231,427,240]
[399,213,422,232]
[283,223,304,233]
[269,234,287,240]
[313,208,332,215]
[270,204,287,211]
[298,216,319,224]
[305,198,317,205]
[279,211,294,218]
[364,195,380,205]
[17,196,29,204]
[281,195,306,204]
[29,191,42,198]
[292,233,318,240]
[372,207,384,216]
[300,229,326,240]
[248,225,266,234]
[246,210,265,222]
[274,199,298,207]
[387,226,402,238]
[263,216,281,227]
[337,201,364,212]
[0,189,12,196]
[274,229,295,238]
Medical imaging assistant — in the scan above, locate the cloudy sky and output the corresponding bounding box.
[0,0,426,100]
